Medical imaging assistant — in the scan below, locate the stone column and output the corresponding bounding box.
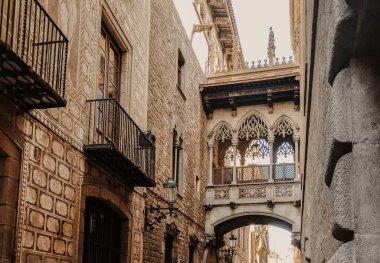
[207,142,214,186]
[268,136,275,182]
[293,135,300,180]
[232,139,238,184]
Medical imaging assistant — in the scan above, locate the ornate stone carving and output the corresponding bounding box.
[214,189,230,200]
[215,124,232,142]
[238,187,266,198]
[238,115,268,140]
[275,185,293,197]
[267,27,276,66]
[274,119,294,137]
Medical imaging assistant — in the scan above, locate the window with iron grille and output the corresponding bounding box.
[177,50,185,89]
[164,234,174,263]
[172,128,183,192]
[83,198,123,263]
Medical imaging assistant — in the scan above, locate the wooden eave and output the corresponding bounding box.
[200,72,300,117]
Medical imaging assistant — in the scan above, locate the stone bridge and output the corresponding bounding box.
[204,180,302,247]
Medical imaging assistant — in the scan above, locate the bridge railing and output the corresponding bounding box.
[205,180,301,206]
[213,163,295,185]
[237,164,269,183]
[212,167,233,185]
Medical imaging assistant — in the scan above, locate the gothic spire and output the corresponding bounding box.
[267,27,276,66]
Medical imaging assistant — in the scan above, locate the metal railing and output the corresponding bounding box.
[274,163,295,181]
[237,164,269,183]
[86,99,156,182]
[0,0,68,96]
[213,167,233,185]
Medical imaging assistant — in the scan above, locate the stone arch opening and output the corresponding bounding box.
[214,214,293,249]
[78,185,133,263]
[0,128,21,262]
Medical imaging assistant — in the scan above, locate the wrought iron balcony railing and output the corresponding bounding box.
[84,99,156,187]
[0,0,68,109]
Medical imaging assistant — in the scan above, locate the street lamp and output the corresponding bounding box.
[144,178,177,230]
[228,234,237,250]
[217,235,237,262]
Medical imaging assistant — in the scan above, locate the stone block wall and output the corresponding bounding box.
[0,0,157,262]
[301,0,380,262]
[143,0,208,262]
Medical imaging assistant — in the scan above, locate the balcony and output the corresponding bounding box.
[212,163,295,185]
[0,0,68,109]
[208,163,298,205]
[237,164,269,183]
[84,99,156,187]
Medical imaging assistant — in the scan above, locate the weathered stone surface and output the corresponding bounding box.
[64,185,75,202]
[35,127,50,148]
[39,193,54,211]
[26,186,38,204]
[327,241,353,263]
[42,154,56,173]
[24,253,42,263]
[326,0,356,84]
[62,222,73,237]
[32,169,47,188]
[46,216,60,234]
[66,149,77,167]
[53,239,66,255]
[331,153,354,241]
[36,234,51,252]
[29,210,44,229]
[49,178,62,196]
[58,163,70,181]
[56,200,68,217]
[23,230,34,248]
[51,140,64,158]
[324,67,352,186]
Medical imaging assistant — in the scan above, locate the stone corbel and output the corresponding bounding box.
[267,89,273,113]
[229,95,237,116]
[204,98,213,119]
[293,87,300,111]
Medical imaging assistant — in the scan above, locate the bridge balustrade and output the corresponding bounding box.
[212,163,295,185]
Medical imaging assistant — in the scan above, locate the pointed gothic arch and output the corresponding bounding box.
[272,115,299,137]
[211,121,233,142]
[236,112,269,141]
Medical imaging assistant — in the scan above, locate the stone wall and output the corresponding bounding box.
[0,0,158,262]
[301,0,380,262]
[143,0,208,262]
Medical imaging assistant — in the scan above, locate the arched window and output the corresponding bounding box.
[238,115,268,141]
[83,198,124,263]
[223,145,241,167]
[273,118,295,181]
[212,123,234,184]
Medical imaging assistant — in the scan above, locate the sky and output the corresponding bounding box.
[268,226,294,262]
[249,225,294,263]
[174,0,293,69]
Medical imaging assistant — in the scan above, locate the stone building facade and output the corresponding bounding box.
[0,0,207,263]
[301,0,380,262]
[143,0,208,262]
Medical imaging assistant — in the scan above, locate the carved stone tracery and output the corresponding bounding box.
[238,187,266,198]
[214,189,230,200]
[238,115,268,141]
[215,124,233,142]
[274,119,294,138]
[275,185,293,197]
